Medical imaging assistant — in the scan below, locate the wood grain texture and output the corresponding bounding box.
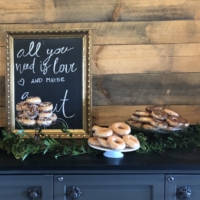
[92,73,200,106]
[92,43,200,74]
[0,76,5,107]
[92,105,200,126]
[0,47,5,76]
[1,21,200,46]
[0,0,198,23]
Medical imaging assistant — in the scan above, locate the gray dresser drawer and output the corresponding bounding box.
[165,175,200,200]
[0,175,53,200]
[54,174,164,200]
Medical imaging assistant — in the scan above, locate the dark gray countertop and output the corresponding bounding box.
[0,147,200,174]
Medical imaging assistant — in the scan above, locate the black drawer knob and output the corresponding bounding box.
[176,186,191,200]
[66,186,81,200]
[26,187,41,200]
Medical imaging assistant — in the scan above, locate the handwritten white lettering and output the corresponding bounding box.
[46,77,65,83]
[15,58,36,74]
[31,78,43,84]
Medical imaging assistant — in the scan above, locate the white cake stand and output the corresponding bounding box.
[88,143,139,158]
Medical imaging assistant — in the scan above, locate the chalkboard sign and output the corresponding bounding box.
[5,30,92,138]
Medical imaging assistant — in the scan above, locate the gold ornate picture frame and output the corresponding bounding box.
[5,29,92,138]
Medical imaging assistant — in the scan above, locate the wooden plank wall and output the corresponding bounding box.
[0,0,200,127]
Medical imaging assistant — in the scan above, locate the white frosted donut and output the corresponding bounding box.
[93,127,113,138]
[88,137,100,147]
[38,111,53,118]
[38,102,53,112]
[163,108,179,117]
[36,117,52,126]
[107,135,126,150]
[26,96,41,104]
[97,138,110,148]
[122,135,140,149]
[109,122,131,136]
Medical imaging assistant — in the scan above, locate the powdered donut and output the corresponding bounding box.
[151,109,168,120]
[26,96,41,104]
[88,137,100,147]
[164,108,179,117]
[109,122,131,136]
[122,135,140,149]
[36,117,52,126]
[107,135,126,150]
[98,138,110,148]
[93,127,113,138]
[38,102,53,112]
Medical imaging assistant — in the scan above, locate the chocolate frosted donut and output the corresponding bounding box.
[166,116,189,127]
[146,105,164,112]
[151,109,168,120]
[133,110,150,117]
[150,118,168,129]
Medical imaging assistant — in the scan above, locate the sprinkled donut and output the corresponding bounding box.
[50,113,57,122]
[37,117,52,126]
[38,102,53,112]
[122,135,140,149]
[38,111,53,118]
[109,122,131,136]
[21,118,36,126]
[107,135,126,150]
[23,104,39,119]
[16,101,27,111]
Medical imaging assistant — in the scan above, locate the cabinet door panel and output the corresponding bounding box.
[54,174,164,200]
[165,175,200,200]
[0,175,53,200]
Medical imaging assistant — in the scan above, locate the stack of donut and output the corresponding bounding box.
[88,122,140,151]
[126,105,189,132]
[16,96,57,126]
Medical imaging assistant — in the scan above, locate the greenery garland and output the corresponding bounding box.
[1,124,200,160]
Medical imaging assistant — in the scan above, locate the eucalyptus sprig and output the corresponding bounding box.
[0,126,98,161]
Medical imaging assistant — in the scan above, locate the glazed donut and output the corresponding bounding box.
[38,111,53,118]
[26,96,41,104]
[133,110,150,117]
[50,113,57,122]
[109,122,131,136]
[88,137,100,147]
[126,119,142,128]
[36,117,52,126]
[166,126,182,131]
[92,125,102,131]
[146,105,164,112]
[131,115,152,123]
[93,127,113,138]
[166,116,187,127]
[150,118,168,129]
[164,108,179,117]
[150,109,168,120]
[16,101,27,111]
[142,124,158,131]
[107,135,126,150]
[122,135,140,149]
[21,118,36,126]
[38,102,53,112]
[98,138,110,148]
[23,104,39,119]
